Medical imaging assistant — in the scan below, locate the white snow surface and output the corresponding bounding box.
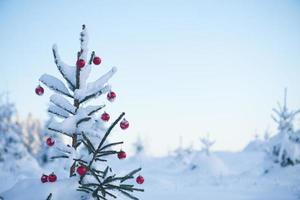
[50,94,75,114]
[74,67,117,101]
[52,44,76,89]
[48,105,70,118]
[1,149,300,200]
[39,74,72,97]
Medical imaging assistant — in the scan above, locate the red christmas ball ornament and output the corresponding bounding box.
[77,166,88,176]
[120,119,129,130]
[93,56,101,65]
[136,175,144,184]
[46,137,55,147]
[76,59,86,69]
[101,112,110,122]
[35,86,44,96]
[107,91,116,102]
[41,174,48,183]
[48,173,57,182]
[117,150,127,160]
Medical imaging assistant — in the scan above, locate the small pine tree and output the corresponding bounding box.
[172,136,194,166]
[269,88,300,166]
[37,25,144,199]
[200,134,215,156]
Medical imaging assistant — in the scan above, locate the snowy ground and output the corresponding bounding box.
[1,149,300,200]
[135,151,300,200]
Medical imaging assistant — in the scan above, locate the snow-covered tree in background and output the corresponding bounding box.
[188,135,229,175]
[200,134,215,156]
[269,89,300,167]
[37,115,63,166]
[0,96,37,172]
[243,130,270,152]
[36,25,144,199]
[16,113,43,156]
[133,136,145,156]
[0,96,23,162]
[171,136,194,165]
[264,129,271,142]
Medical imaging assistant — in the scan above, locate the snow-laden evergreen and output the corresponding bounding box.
[0,96,41,194]
[267,89,300,166]
[199,134,215,156]
[1,25,143,200]
[0,97,39,171]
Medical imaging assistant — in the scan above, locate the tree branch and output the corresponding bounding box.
[79,86,110,104]
[88,105,105,116]
[89,51,95,65]
[48,127,72,137]
[52,46,76,90]
[46,193,52,200]
[48,109,68,119]
[98,112,125,150]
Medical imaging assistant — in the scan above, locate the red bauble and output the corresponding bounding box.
[120,119,129,130]
[35,86,44,96]
[101,112,110,122]
[46,137,55,147]
[107,91,116,102]
[48,173,57,182]
[41,174,48,183]
[77,166,88,176]
[93,56,101,65]
[136,175,144,184]
[76,59,86,69]
[117,150,127,160]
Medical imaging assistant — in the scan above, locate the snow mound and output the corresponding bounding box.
[189,153,231,176]
[1,178,83,200]
[243,139,266,152]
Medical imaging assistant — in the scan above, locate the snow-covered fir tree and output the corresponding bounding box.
[268,89,300,167]
[34,25,144,199]
[0,96,37,172]
[171,136,194,166]
[200,134,215,156]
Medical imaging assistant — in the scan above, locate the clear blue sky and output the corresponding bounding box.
[0,0,300,156]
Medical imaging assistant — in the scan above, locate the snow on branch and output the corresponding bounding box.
[84,105,106,116]
[50,94,76,115]
[77,25,92,89]
[39,74,72,98]
[48,104,70,118]
[48,119,75,137]
[48,110,92,137]
[79,24,89,61]
[79,64,91,89]
[75,67,117,102]
[79,85,111,104]
[52,44,76,90]
[48,123,72,137]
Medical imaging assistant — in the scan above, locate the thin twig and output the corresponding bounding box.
[46,193,52,200]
